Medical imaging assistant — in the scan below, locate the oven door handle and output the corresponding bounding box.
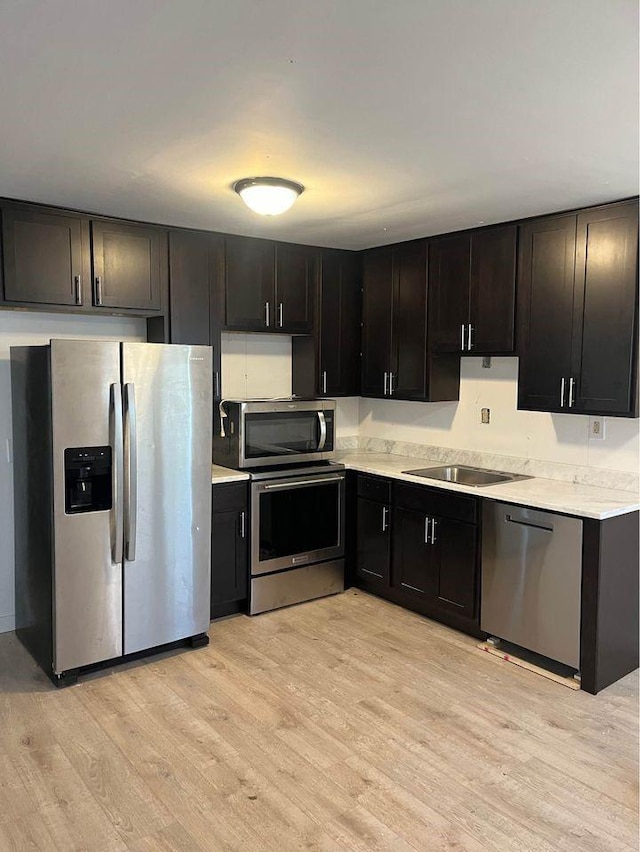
[317,411,327,451]
[261,475,344,491]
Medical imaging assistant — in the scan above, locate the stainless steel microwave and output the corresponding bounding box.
[213,399,336,469]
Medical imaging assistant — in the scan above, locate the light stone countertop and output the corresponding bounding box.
[338,452,640,520]
[211,465,250,485]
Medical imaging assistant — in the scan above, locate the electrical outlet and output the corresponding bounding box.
[481,407,490,425]
[589,417,605,441]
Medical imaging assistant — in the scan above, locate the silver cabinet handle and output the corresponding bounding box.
[389,373,394,395]
[461,324,466,351]
[95,276,103,306]
[424,515,431,544]
[468,324,473,350]
[322,370,327,395]
[317,411,327,451]
[74,275,82,305]
[382,505,389,533]
[124,382,137,562]
[278,302,284,328]
[214,371,220,399]
[568,377,575,408]
[110,383,124,565]
[431,518,437,544]
[560,377,566,408]
[383,372,389,395]
[240,511,246,539]
[264,301,270,327]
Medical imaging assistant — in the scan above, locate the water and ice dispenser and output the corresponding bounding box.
[64,447,112,514]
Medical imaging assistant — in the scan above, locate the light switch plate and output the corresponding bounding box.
[589,417,605,440]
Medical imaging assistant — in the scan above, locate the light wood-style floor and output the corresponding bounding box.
[0,590,637,851]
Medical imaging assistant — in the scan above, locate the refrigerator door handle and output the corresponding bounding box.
[110,383,124,565]
[124,382,138,562]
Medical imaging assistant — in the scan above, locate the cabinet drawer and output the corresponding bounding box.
[394,483,477,524]
[357,474,391,503]
[212,482,248,512]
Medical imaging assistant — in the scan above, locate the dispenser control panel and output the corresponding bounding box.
[64,446,112,514]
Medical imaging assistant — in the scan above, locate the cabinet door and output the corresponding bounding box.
[319,250,361,396]
[469,225,517,353]
[391,506,434,601]
[428,234,470,352]
[392,241,429,400]
[91,220,165,311]
[361,247,394,396]
[517,215,576,412]
[224,235,275,331]
[356,498,391,588]
[169,230,224,399]
[430,517,478,620]
[169,230,212,345]
[2,206,87,306]
[211,486,248,612]
[275,243,316,334]
[571,202,639,416]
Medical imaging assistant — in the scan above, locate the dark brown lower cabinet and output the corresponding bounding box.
[352,475,480,636]
[355,475,392,593]
[391,484,479,632]
[211,483,249,619]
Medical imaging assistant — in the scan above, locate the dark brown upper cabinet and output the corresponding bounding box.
[361,240,459,401]
[1,204,89,307]
[223,236,316,334]
[292,249,361,397]
[274,242,316,334]
[361,246,394,397]
[224,235,275,331]
[168,229,225,398]
[91,220,166,312]
[518,200,638,417]
[429,224,517,355]
[570,203,638,415]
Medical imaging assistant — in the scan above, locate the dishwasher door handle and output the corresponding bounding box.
[505,514,553,533]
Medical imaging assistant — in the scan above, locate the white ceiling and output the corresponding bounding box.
[0,1,637,250]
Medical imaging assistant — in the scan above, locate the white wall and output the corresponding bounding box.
[0,312,147,633]
[359,357,640,475]
[221,332,292,398]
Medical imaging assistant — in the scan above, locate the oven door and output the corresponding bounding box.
[251,471,345,575]
[241,408,334,467]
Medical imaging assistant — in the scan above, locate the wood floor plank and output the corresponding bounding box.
[0,590,637,852]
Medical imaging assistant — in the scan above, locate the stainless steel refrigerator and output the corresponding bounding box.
[11,340,212,685]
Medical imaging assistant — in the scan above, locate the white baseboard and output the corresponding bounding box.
[0,613,15,634]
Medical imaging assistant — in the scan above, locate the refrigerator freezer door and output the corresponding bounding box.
[121,343,212,654]
[50,340,123,672]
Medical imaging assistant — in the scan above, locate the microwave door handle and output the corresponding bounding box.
[317,411,327,450]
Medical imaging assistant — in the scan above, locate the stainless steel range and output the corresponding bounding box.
[249,461,345,614]
[213,397,345,615]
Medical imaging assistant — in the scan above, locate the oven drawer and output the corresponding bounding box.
[250,560,345,615]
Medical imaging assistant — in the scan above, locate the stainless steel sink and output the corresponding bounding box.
[402,465,531,487]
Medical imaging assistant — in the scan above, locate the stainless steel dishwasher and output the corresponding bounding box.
[481,502,583,669]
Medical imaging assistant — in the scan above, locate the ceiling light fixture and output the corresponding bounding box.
[234,177,304,216]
